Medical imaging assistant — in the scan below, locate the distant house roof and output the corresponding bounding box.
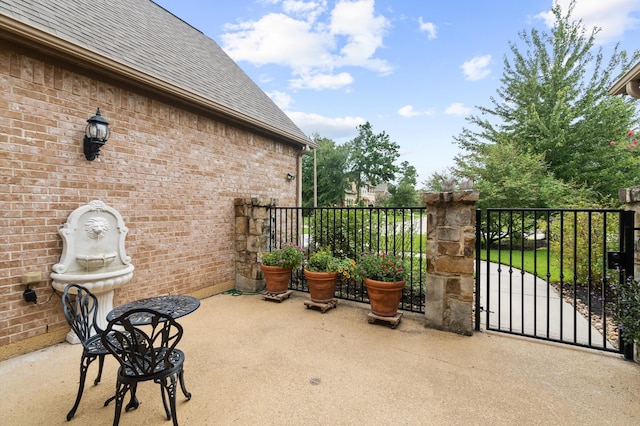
[0,0,311,148]
[609,60,640,99]
[371,183,390,195]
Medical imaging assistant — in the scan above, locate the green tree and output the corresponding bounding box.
[386,161,419,206]
[345,122,400,204]
[454,0,640,204]
[455,141,594,248]
[421,167,456,192]
[455,141,589,210]
[302,136,349,207]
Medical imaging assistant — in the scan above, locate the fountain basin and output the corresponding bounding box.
[51,264,134,294]
[76,252,117,270]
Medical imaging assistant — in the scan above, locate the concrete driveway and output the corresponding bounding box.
[1,292,639,425]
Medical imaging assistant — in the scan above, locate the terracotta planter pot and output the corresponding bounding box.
[261,265,292,294]
[364,278,405,317]
[304,270,338,303]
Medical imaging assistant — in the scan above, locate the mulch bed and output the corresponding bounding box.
[550,282,619,348]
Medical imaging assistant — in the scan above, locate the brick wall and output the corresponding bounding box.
[0,41,300,357]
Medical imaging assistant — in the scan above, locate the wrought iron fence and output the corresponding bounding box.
[266,206,427,313]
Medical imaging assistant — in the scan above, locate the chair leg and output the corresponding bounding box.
[112,381,129,426]
[124,383,139,412]
[178,368,191,400]
[169,376,179,426]
[159,375,180,426]
[105,382,138,411]
[159,379,170,420]
[67,353,95,421]
[94,354,105,385]
[104,394,116,407]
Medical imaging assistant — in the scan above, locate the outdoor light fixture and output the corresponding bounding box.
[83,108,110,161]
[286,173,295,181]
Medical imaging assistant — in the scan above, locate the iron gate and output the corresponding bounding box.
[474,208,635,354]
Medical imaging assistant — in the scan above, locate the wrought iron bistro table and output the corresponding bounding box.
[103,294,200,412]
[107,294,200,324]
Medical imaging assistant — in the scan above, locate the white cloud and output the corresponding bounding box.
[281,0,328,22]
[397,105,435,118]
[286,111,365,140]
[444,103,472,116]
[535,0,640,45]
[329,0,393,73]
[258,73,273,84]
[290,72,354,90]
[221,13,332,69]
[461,55,492,81]
[418,17,437,40]
[398,105,420,117]
[221,0,393,90]
[267,90,293,109]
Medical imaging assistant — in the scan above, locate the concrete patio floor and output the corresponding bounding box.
[1,291,639,425]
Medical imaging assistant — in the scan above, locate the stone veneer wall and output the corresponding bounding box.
[234,198,276,292]
[423,190,479,335]
[0,43,299,359]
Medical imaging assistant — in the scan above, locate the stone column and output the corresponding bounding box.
[234,198,276,292]
[423,190,479,335]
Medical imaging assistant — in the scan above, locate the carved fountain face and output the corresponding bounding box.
[77,217,118,270]
[85,217,109,241]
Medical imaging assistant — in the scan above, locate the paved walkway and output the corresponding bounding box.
[478,261,615,349]
[1,292,639,425]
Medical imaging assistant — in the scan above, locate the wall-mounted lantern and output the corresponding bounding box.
[83,108,110,161]
[286,173,296,181]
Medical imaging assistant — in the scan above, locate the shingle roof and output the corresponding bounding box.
[0,0,310,146]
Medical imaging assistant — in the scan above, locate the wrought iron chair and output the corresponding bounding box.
[61,283,109,421]
[101,308,191,426]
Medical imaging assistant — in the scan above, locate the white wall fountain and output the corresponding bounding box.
[51,200,134,343]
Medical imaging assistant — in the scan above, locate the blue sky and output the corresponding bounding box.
[152,0,640,183]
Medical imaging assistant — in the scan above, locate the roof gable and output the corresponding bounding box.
[0,0,310,146]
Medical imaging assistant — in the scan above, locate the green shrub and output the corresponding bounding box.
[261,242,305,269]
[355,251,408,282]
[610,274,640,345]
[305,247,355,279]
[546,211,618,289]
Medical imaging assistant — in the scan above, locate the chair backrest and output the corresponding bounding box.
[101,308,184,378]
[62,283,102,346]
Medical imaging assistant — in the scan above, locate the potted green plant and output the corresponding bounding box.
[355,251,408,317]
[304,247,355,303]
[260,242,304,294]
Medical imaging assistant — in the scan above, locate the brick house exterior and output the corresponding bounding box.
[0,0,311,359]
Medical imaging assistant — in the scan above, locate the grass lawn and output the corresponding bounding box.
[479,248,562,282]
